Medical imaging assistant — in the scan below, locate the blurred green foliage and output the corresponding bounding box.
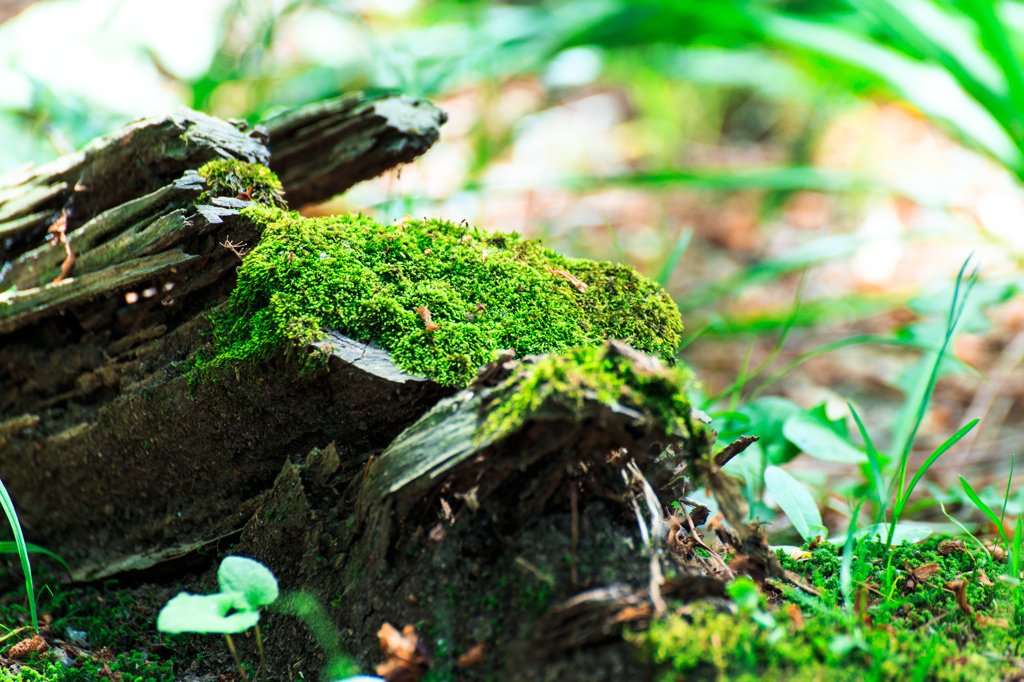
[6,0,1024,178]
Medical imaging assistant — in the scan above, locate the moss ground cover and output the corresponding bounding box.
[636,536,1023,681]
[201,206,683,386]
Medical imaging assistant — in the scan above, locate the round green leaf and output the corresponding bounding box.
[156,592,260,634]
[218,556,279,608]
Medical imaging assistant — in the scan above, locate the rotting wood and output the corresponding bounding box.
[263,93,447,208]
[0,93,447,571]
[222,341,719,680]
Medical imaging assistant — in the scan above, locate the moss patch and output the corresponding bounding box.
[479,342,698,442]
[202,208,684,386]
[196,159,286,208]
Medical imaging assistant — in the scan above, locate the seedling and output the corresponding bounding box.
[158,556,371,681]
[157,556,279,682]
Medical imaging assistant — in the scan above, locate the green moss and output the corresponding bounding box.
[634,573,1019,682]
[196,159,286,209]
[201,208,684,387]
[478,342,698,441]
[634,600,999,682]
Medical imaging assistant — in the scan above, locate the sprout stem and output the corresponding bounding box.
[224,633,250,682]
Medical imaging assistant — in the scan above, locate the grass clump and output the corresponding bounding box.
[201,208,684,386]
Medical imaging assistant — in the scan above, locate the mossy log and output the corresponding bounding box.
[0,95,734,681]
[0,94,448,571]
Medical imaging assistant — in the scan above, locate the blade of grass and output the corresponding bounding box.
[960,475,1012,556]
[882,255,978,549]
[891,418,979,524]
[575,166,868,192]
[1001,454,1016,528]
[704,269,807,408]
[938,499,987,558]
[657,226,691,287]
[0,542,68,570]
[749,334,963,402]
[848,403,887,520]
[851,0,1016,132]
[601,211,627,264]
[840,499,864,618]
[758,11,1022,171]
[0,478,35,633]
[961,0,1024,151]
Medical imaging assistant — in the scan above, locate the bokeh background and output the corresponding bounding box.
[5,0,1024,537]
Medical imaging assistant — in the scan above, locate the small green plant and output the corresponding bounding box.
[850,256,980,551]
[763,465,826,544]
[157,556,371,682]
[959,460,1024,633]
[158,556,278,682]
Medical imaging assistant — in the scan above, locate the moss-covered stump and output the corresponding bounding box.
[223,341,714,681]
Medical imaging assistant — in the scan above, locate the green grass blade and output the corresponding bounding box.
[898,257,979,464]
[961,0,1024,153]
[851,0,1015,129]
[1001,453,1016,527]
[0,478,35,633]
[840,499,864,617]
[758,11,1022,170]
[657,226,691,288]
[960,475,1012,553]
[703,272,806,408]
[938,499,987,557]
[892,418,979,523]
[750,334,954,402]
[601,212,627,264]
[1013,514,1023,578]
[576,166,867,192]
[0,542,69,571]
[848,403,887,519]
[888,257,978,542]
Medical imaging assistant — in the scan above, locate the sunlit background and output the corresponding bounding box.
[6,0,1024,529]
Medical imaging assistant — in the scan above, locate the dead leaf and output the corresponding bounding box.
[975,614,1009,628]
[904,562,940,592]
[377,622,430,682]
[414,306,440,332]
[456,642,487,668]
[937,538,966,555]
[785,603,803,631]
[946,580,973,615]
[47,210,75,283]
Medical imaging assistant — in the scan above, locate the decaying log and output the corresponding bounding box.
[0,93,447,569]
[224,341,716,680]
[0,94,737,682]
[264,93,447,208]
